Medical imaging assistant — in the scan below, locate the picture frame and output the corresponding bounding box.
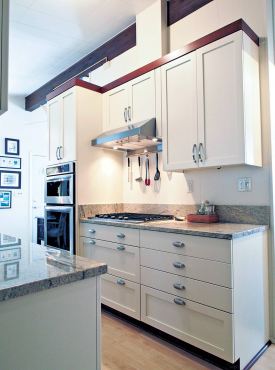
[0,190,12,208]
[4,138,20,156]
[4,261,20,281]
[0,234,21,247]
[0,170,21,189]
[0,156,21,169]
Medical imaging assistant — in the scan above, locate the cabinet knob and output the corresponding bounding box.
[172,241,185,248]
[124,108,128,123]
[117,233,125,239]
[173,262,185,269]
[88,229,96,234]
[88,240,96,245]
[198,143,205,163]
[173,283,185,290]
[116,278,126,286]
[174,297,185,306]
[117,245,125,251]
[127,106,131,121]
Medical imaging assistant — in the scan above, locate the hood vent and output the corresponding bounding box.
[91,118,161,153]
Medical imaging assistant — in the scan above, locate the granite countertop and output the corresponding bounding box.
[0,233,107,302]
[80,218,268,240]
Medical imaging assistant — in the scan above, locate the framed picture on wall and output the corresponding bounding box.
[0,156,21,169]
[0,190,11,208]
[4,138,20,156]
[0,171,21,189]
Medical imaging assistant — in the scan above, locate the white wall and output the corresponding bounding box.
[0,96,47,237]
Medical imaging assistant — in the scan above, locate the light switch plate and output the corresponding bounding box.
[238,177,252,192]
[187,179,193,193]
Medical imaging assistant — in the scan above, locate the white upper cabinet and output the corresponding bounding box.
[48,89,76,165]
[162,52,198,170]
[105,82,129,130]
[47,86,101,165]
[0,0,9,115]
[162,31,262,171]
[103,70,161,136]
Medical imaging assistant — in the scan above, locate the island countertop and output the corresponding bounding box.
[80,218,268,240]
[0,233,107,302]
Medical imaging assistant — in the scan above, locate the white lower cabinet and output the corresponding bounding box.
[80,237,140,282]
[141,266,233,313]
[141,286,234,362]
[102,274,140,320]
[140,248,232,288]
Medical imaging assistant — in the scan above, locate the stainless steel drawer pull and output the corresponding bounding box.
[173,283,185,290]
[117,245,125,251]
[174,298,185,305]
[172,241,185,248]
[173,262,185,269]
[117,278,126,286]
[117,233,125,239]
[88,240,96,245]
[88,229,96,234]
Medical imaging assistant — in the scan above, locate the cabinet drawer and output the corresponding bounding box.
[141,267,232,312]
[141,248,232,288]
[80,237,140,283]
[140,230,231,263]
[141,286,234,362]
[80,222,139,246]
[102,274,140,320]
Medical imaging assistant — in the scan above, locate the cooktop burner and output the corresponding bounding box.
[89,213,174,223]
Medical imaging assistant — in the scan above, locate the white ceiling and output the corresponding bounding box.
[9,0,156,96]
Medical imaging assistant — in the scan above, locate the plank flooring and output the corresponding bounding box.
[101,311,275,370]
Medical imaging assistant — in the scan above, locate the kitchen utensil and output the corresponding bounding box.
[135,156,143,182]
[128,158,130,182]
[145,158,148,186]
[154,153,160,181]
[145,157,150,186]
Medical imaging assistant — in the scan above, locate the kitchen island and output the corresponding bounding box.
[0,233,107,370]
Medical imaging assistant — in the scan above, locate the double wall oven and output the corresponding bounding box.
[45,162,75,254]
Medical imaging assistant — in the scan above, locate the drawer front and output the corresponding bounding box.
[141,267,233,312]
[140,230,231,263]
[80,222,139,246]
[141,286,234,362]
[102,274,140,320]
[80,237,140,283]
[141,248,232,288]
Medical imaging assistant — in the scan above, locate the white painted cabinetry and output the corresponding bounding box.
[0,0,9,115]
[103,70,161,136]
[47,86,101,165]
[79,221,268,369]
[162,31,262,171]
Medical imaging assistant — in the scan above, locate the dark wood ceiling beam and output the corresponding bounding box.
[25,23,136,111]
[167,0,214,26]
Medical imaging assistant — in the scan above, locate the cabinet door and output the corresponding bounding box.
[61,90,76,163]
[48,98,62,164]
[141,286,234,362]
[197,32,244,167]
[129,71,156,125]
[0,0,9,115]
[106,83,129,130]
[161,52,198,171]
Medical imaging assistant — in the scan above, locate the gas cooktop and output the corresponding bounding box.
[89,213,174,223]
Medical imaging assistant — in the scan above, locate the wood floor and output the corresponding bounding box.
[101,311,275,370]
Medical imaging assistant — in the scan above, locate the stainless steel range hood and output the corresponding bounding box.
[91,118,161,153]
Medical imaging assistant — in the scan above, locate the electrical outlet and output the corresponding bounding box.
[187,179,193,193]
[238,177,252,192]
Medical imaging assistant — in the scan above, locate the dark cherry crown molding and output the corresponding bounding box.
[37,19,259,108]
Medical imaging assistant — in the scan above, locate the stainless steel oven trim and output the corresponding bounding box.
[45,173,74,205]
[44,205,74,254]
[46,162,75,177]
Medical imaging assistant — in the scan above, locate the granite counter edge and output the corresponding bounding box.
[80,219,268,240]
[0,264,107,303]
